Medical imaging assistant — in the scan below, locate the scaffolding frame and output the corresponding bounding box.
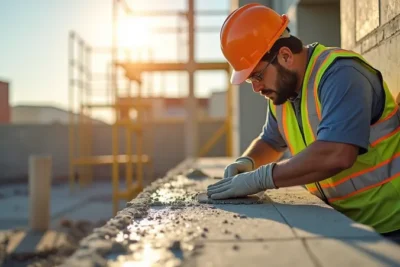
[68,30,153,215]
[69,0,234,215]
[115,0,234,158]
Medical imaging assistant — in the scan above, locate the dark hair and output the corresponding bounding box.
[261,33,303,64]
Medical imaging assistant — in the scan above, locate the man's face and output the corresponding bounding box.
[248,54,298,105]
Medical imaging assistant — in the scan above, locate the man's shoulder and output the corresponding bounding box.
[328,57,364,69]
[321,57,371,83]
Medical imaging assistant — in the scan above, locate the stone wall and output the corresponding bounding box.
[341,0,400,101]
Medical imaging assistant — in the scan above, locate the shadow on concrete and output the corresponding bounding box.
[0,219,29,230]
[214,203,400,266]
[7,230,66,256]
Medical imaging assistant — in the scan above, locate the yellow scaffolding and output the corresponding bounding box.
[68,0,235,215]
[114,0,234,158]
[68,31,153,215]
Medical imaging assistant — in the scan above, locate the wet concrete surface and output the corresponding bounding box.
[61,157,400,267]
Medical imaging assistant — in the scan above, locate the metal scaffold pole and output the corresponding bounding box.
[185,0,198,159]
[111,0,119,215]
[68,32,75,192]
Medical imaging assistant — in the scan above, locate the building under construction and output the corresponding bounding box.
[1,0,400,266]
[67,0,234,215]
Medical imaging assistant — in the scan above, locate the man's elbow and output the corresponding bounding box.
[330,144,358,171]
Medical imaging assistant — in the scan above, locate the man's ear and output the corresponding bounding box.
[278,47,293,66]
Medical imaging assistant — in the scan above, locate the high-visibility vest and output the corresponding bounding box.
[270,43,400,234]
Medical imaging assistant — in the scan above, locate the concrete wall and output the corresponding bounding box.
[0,121,226,183]
[11,106,106,125]
[208,91,226,118]
[341,0,400,101]
[12,107,71,124]
[295,2,341,47]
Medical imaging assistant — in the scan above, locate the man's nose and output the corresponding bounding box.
[251,81,263,93]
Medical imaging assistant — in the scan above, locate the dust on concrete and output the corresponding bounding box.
[60,170,250,266]
[265,190,325,206]
[61,163,307,266]
[59,173,182,267]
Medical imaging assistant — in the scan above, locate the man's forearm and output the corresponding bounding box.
[273,159,341,187]
[242,137,283,168]
[272,141,358,188]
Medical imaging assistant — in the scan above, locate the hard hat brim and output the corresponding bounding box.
[230,60,258,85]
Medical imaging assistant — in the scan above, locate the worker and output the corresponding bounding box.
[207,3,400,244]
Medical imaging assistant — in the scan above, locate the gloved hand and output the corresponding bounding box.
[223,156,255,178]
[207,163,277,199]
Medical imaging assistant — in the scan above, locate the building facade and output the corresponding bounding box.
[341,0,400,104]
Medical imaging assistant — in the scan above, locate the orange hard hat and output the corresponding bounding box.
[220,3,289,85]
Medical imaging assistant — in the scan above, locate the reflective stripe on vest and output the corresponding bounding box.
[318,152,400,202]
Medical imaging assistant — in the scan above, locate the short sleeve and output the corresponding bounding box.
[317,64,374,154]
[259,102,288,152]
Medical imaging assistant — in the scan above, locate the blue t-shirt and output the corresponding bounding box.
[260,43,384,155]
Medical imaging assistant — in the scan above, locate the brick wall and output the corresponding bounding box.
[341,0,400,101]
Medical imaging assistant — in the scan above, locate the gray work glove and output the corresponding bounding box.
[207,163,277,199]
[223,156,255,178]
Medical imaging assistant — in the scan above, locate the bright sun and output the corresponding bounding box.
[118,17,151,48]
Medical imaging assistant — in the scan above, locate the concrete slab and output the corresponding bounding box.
[306,238,400,267]
[184,240,317,267]
[141,205,295,242]
[266,186,326,205]
[274,203,380,239]
[62,157,400,267]
[267,186,381,238]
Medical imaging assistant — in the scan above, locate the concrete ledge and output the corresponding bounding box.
[62,157,400,267]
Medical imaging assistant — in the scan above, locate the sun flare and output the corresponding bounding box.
[118,17,152,48]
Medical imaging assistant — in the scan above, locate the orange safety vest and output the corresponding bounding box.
[270,43,400,234]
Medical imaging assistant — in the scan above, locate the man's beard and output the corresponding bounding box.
[261,62,299,105]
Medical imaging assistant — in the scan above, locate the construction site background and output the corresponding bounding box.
[2,0,399,183]
[1,0,400,266]
[0,122,225,183]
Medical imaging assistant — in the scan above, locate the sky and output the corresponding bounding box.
[0,0,231,119]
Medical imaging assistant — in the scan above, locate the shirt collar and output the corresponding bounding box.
[289,43,318,103]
